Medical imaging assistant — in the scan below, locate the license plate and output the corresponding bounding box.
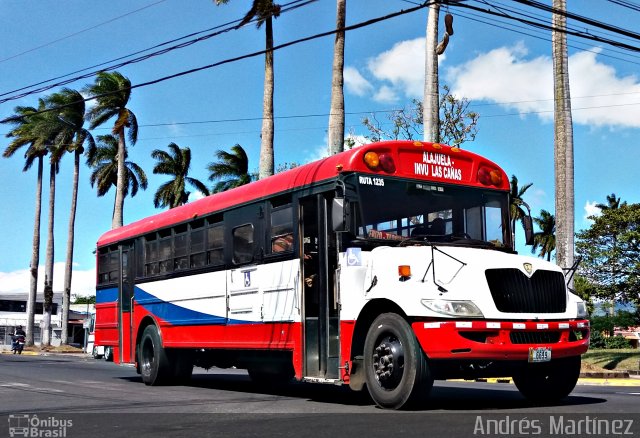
[528,347,552,363]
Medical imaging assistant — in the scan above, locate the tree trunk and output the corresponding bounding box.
[552,0,574,280]
[26,155,43,346]
[42,161,56,346]
[61,149,80,345]
[328,0,346,155]
[112,126,127,228]
[259,17,275,180]
[423,3,440,143]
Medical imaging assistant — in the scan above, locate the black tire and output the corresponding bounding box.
[139,325,172,386]
[103,346,113,362]
[513,355,581,404]
[92,346,103,359]
[363,313,433,409]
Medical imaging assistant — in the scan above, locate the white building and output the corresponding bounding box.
[0,291,87,346]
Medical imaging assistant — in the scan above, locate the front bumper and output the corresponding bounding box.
[412,319,590,361]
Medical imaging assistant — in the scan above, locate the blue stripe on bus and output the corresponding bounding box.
[135,286,229,326]
[96,288,118,304]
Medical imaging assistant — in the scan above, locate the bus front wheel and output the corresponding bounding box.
[139,325,172,386]
[513,355,581,404]
[363,313,433,409]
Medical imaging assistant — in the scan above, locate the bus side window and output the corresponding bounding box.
[207,224,224,266]
[190,220,206,268]
[158,229,173,274]
[270,204,293,254]
[144,234,159,276]
[232,224,254,264]
[174,225,188,271]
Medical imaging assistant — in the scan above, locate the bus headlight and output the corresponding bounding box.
[577,302,589,319]
[421,299,484,318]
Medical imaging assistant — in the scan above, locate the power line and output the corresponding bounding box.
[450,2,640,53]
[0,1,435,124]
[509,0,640,42]
[0,0,317,103]
[451,7,640,66]
[0,0,169,65]
[606,0,640,13]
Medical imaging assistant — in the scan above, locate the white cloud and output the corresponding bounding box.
[189,191,207,202]
[367,37,427,99]
[347,38,640,129]
[0,262,96,297]
[448,43,640,128]
[448,42,553,117]
[344,66,373,96]
[583,200,601,221]
[373,85,399,104]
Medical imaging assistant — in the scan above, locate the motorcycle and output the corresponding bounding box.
[11,335,25,355]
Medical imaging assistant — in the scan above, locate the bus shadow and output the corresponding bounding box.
[120,373,607,411]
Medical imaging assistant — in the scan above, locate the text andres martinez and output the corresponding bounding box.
[473,415,634,435]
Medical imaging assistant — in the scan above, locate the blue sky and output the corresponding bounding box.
[1,0,639,296]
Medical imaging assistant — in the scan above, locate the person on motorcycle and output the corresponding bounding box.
[12,325,26,354]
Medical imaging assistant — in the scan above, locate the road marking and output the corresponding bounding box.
[0,382,30,388]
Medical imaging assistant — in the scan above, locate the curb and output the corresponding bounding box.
[1,350,87,356]
[449,374,640,386]
[0,350,39,356]
[580,371,630,379]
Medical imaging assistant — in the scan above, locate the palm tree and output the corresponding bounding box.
[509,175,533,248]
[531,209,556,262]
[45,89,95,345]
[215,0,280,179]
[327,0,346,155]
[151,143,209,209]
[552,0,574,275]
[208,144,253,193]
[2,103,49,346]
[87,135,148,216]
[38,106,71,346]
[84,71,138,228]
[596,193,625,211]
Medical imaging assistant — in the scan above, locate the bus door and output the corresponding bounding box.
[226,206,264,323]
[301,194,340,380]
[118,244,135,363]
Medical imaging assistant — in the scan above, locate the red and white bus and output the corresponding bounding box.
[94,140,589,409]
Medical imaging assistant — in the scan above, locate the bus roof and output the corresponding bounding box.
[97,140,509,247]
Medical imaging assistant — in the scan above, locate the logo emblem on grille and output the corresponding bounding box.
[523,263,533,276]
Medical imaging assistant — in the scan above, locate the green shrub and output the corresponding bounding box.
[589,331,606,349]
[605,335,632,349]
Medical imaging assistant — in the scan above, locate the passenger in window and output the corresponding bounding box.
[272,233,293,253]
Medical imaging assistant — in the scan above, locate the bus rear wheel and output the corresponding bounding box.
[513,355,581,404]
[363,313,433,409]
[139,325,172,386]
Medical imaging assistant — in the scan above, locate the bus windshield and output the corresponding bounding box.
[353,176,511,249]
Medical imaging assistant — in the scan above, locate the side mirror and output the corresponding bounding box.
[331,198,351,232]
[523,215,534,245]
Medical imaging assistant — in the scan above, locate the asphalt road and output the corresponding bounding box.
[1,353,639,437]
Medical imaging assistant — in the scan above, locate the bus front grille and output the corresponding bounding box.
[485,269,566,313]
[510,331,561,344]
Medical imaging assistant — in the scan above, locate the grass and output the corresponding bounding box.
[582,349,640,372]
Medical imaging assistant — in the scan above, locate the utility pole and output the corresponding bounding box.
[423,2,440,143]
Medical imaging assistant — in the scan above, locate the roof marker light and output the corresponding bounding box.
[363,151,380,170]
[378,153,396,173]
